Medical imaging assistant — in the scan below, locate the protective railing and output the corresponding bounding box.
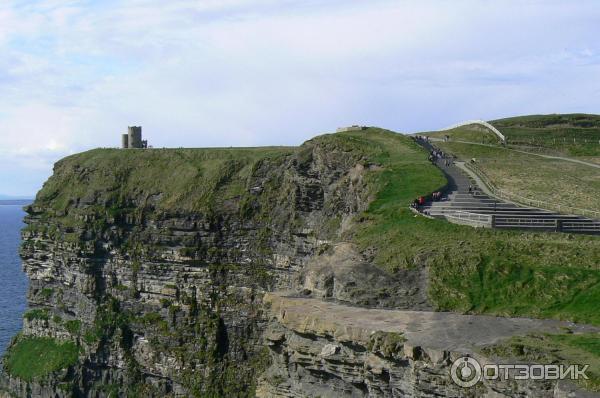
[440,209,492,228]
[494,218,600,232]
[463,161,600,219]
[495,218,556,227]
[562,221,600,232]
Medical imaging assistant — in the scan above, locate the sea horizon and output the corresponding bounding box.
[0,205,29,356]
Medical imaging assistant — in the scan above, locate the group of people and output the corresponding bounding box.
[428,147,455,168]
[413,135,453,167]
[411,196,426,209]
[410,190,444,210]
[428,148,445,163]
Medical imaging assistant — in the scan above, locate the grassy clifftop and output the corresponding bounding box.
[37,146,296,214]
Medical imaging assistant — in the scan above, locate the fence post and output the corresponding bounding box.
[555,219,562,232]
[490,214,496,228]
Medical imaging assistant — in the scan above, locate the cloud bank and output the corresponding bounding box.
[1,0,599,195]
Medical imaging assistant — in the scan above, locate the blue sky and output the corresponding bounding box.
[1,0,600,197]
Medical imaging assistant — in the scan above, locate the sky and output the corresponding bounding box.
[1,0,600,197]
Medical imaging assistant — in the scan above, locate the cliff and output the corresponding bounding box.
[0,130,429,397]
[1,128,599,397]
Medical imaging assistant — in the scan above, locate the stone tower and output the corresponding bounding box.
[128,126,143,149]
[121,134,129,149]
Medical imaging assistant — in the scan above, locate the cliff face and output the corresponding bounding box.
[0,135,384,397]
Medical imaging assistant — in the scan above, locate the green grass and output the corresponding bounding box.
[492,114,600,128]
[481,332,600,391]
[422,114,600,156]
[432,141,600,213]
[490,113,600,156]
[36,146,296,215]
[23,309,50,322]
[4,336,80,381]
[64,320,82,335]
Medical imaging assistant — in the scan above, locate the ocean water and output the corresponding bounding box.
[0,203,28,356]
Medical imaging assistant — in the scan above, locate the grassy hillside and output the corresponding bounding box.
[326,130,600,326]
[420,114,600,215]
[3,335,80,382]
[324,129,600,391]
[425,124,502,145]
[490,113,600,157]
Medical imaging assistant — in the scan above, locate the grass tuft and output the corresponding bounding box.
[4,336,80,381]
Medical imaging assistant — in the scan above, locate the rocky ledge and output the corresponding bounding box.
[258,293,599,398]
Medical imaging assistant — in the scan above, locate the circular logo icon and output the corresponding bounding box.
[450,356,482,388]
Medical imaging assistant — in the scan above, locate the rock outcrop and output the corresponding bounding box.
[258,293,598,398]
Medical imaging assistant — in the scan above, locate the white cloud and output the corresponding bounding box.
[0,0,600,195]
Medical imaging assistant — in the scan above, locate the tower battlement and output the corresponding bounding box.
[121,126,148,149]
